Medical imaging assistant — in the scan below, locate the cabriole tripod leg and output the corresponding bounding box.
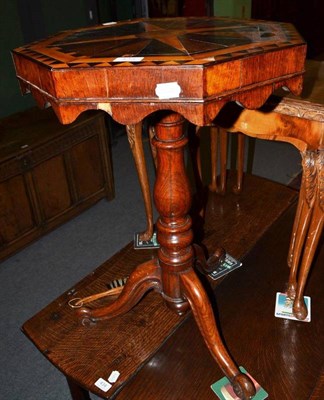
[153,111,255,400]
[181,269,255,400]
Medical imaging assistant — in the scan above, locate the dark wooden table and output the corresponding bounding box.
[13,17,306,399]
[114,195,324,400]
[22,174,305,399]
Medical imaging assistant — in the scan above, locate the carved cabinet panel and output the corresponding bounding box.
[0,108,114,261]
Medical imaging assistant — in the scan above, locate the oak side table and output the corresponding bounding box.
[12,17,306,399]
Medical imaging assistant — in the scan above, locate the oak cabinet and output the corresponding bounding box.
[0,108,114,260]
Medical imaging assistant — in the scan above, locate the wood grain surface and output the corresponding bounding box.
[12,17,306,125]
[116,203,324,400]
[22,173,299,399]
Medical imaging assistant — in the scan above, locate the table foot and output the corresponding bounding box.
[134,230,159,249]
[293,201,323,320]
[77,259,161,322]
[181,269,256,400]
[231,374,257,400]
[193,243,226,275]
[292,298,308,320]
[137,230,154,243]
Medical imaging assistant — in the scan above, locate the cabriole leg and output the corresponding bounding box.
[153,111,254,399]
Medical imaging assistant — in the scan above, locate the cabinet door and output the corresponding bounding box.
[69,135,105,201]
[0,175,35,245]
[32,154,72,220]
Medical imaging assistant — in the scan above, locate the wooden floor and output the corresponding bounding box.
[22,174,324,400]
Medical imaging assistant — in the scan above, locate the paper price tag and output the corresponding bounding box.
[94,378,112,392]
[155,82,181,99]
[108,370,120,383]
[113,57,144,62]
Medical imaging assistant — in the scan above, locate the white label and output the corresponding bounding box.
[113,57,144,62]
[94,378,112,392]
[155,82,181,99]
[108,370,120,383]
[274,292,311,322]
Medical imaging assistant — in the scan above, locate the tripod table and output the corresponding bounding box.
[12,17,306,399]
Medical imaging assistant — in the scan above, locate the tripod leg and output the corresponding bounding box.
[153,112,253,399]
[181,269,256,400]
[77,259,161,322]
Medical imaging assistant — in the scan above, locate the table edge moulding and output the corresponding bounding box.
[12,17,307,400]
[12,17,306,126]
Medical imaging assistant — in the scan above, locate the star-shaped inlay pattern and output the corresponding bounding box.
[15,17,302,69]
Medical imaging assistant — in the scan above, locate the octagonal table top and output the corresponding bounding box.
[12,17,306,125]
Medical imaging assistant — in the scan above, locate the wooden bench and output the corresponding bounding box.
[22,174,299,399]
